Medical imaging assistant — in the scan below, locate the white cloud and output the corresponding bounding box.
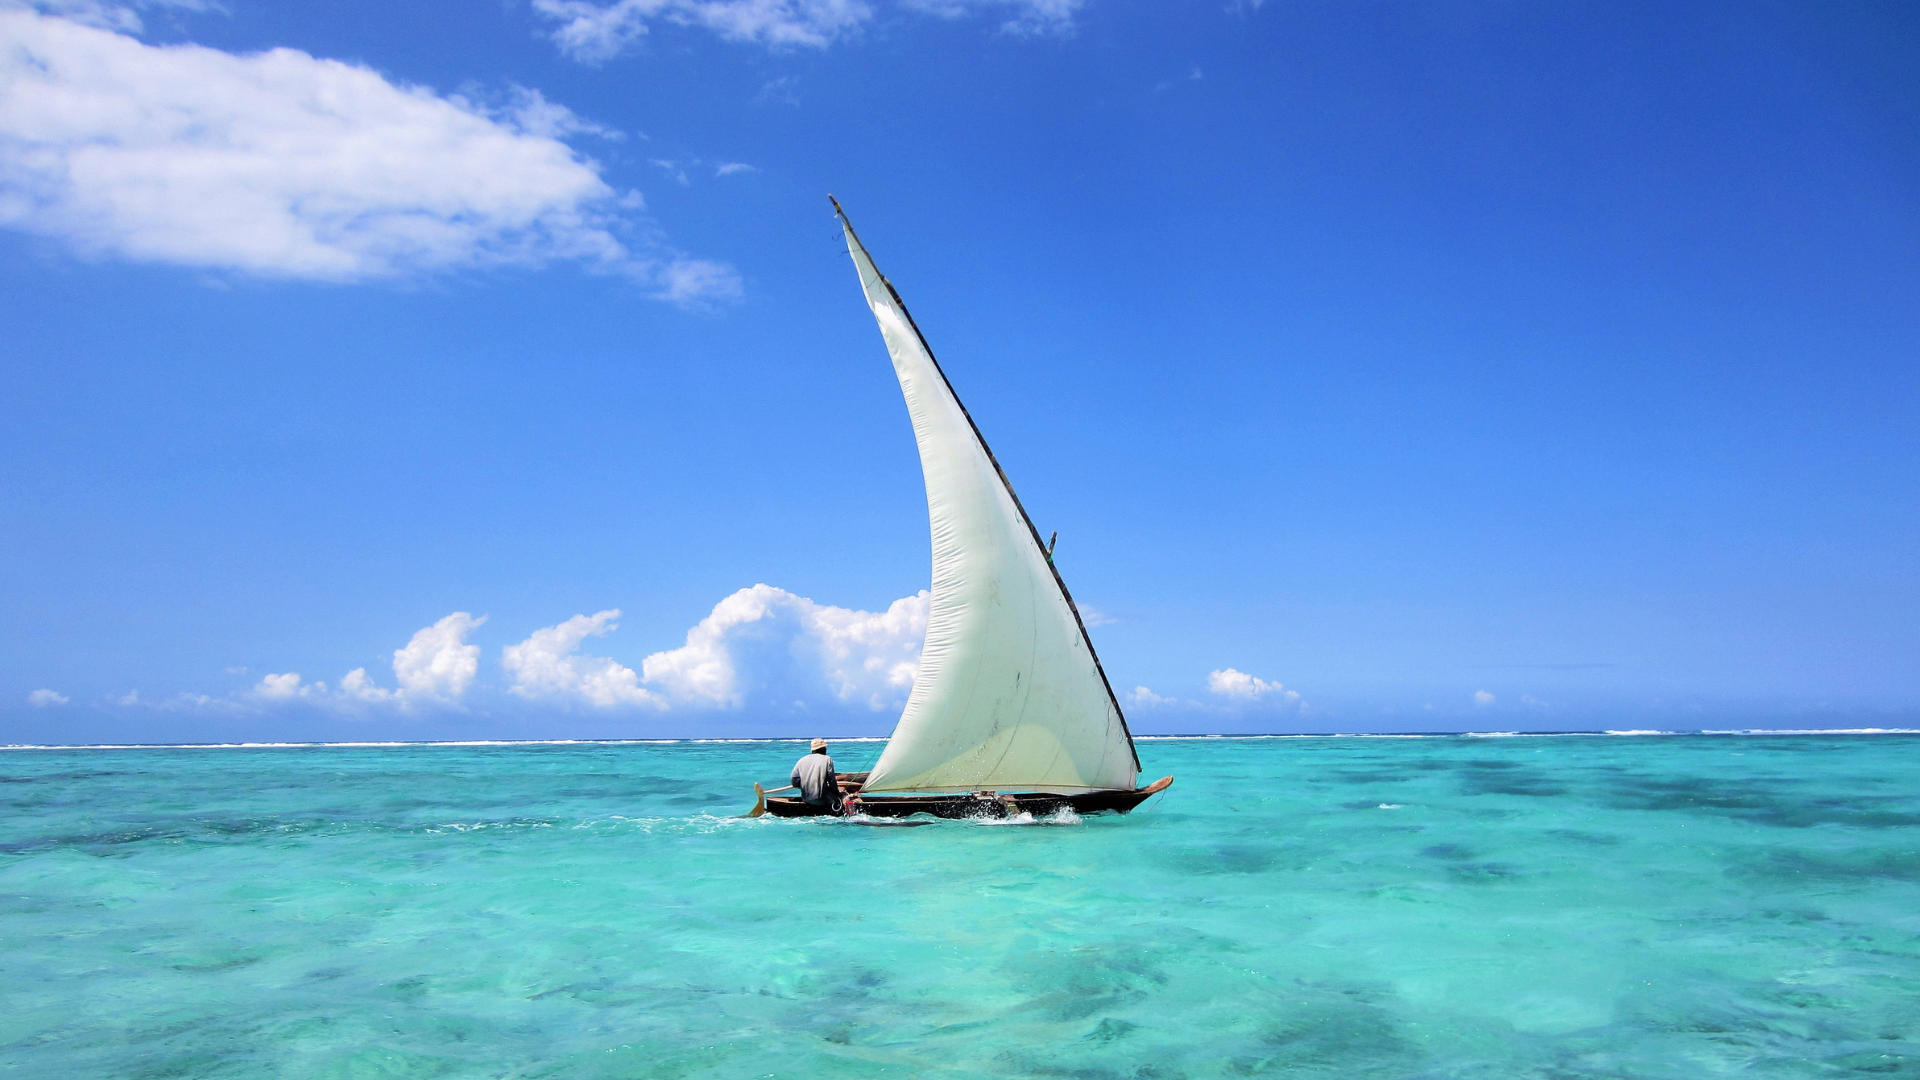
[1079,605,1118,628]
[1207,667,1300,705]
[234,614,484,710]
[503,609,665,708]
[532,0,1075,63]
[27,687,69,706]
[13,0,134,31]
[253,671,312,699]
[499,84,624,142]
[1128,685,1174,707]
[106,687,249,715]
[1520,694,1549,708]
[532,0,873,63]
[640,585,927,711]
[196,613,483,713]
[0,11,738,301]
[901,0,1078,36]
[755,75,800,106]
[339,667,394,703]
[1131,671,1305,714]
[654,257,743,304]
[649,158,691,186]
[1474,689,1496,706]
[714,161,755,176]
[11,0,211,34]
[500,587,927,713]
[114,588,932,720]
[392,612,486,701]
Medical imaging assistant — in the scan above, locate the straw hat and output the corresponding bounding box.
[810,737,828,752]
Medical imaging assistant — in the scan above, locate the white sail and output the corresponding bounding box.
[840,207,1139,795]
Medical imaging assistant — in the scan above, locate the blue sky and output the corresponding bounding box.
[2,0,1915,743]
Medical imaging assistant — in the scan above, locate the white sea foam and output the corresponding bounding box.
[557,813,774,835]
[425,820,557,834]
[1698,728,1920,736]
[967,806,1082,827]
[1140,729,1919,741]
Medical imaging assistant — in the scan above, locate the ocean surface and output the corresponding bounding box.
[3,734,1917,1079]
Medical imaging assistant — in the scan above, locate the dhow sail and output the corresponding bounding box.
[837,200,1140,795]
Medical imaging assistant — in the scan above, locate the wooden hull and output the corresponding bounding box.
[763,777,1172,820]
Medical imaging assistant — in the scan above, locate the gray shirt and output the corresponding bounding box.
[791,752,838,805]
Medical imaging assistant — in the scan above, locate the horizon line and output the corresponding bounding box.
[4,727,1919,751]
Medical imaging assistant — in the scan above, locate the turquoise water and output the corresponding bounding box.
[3,735,1918,1079]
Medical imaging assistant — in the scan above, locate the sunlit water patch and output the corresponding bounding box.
[3,735,1918,1078]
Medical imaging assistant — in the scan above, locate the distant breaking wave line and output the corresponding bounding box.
[5,730,1918,751]
[0,736,894,751]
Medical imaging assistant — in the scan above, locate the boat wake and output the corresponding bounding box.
[969,807,1083,827]
[820,806,1085,828]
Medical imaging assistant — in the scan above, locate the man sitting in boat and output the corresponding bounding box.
[791,738,842,813]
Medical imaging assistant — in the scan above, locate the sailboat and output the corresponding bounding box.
[751,198,1173,820]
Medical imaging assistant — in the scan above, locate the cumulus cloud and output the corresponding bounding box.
[645,584,927,709]
[1207,667,1300,705]
[232,613,486,711]
[0,10,738,300]
[339,667,394,703]
[503,609,664,708]
[1128,685,1175,707]
[1474,689,1496,706]
[108,588,934,721]
[253,671,311,699]
[392,613,487,701]
[503,585,928,713]
[27,688,69,706]
[532,0,1075,63]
